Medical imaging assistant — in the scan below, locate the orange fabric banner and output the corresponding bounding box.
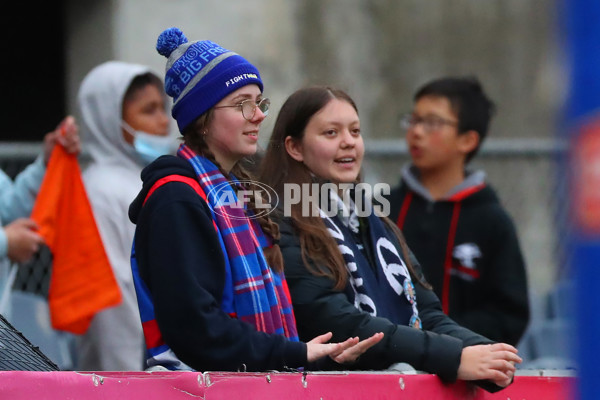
[31,145,121,334]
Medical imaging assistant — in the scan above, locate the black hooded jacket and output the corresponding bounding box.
[128,155,306,372]
[386,166,530,346]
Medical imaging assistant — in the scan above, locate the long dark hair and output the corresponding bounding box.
[183,110,284,273]
[259,86,428,290]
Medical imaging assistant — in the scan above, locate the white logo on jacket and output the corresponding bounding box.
[453,243,481,268]
[452,243,482,281]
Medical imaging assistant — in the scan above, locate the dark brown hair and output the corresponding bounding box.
[259,86,428,290]
[123,72,165,106]
[182,110,284,273]
[415,76,496,163]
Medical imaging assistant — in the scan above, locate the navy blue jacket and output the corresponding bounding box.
[129,155,306,372]
[278,215,495,383]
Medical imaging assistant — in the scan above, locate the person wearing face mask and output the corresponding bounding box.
[121,120,178,165]
[77,61,174,371]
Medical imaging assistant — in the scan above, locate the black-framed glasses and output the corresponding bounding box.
[399,113,458,134]
[214,98,270,121]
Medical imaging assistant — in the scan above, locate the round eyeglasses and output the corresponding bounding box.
[214,98,270,121]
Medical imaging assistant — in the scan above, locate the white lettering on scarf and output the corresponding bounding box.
[376,238,411,296]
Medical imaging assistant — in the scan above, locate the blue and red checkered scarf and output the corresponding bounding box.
[179,144,299,340]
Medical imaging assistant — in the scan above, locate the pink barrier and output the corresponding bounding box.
[0,371,575,399]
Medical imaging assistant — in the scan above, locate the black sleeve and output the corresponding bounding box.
[135,182,306,372]
[451,208,530,346]
[409,241,506,393]
[279,219,467,382]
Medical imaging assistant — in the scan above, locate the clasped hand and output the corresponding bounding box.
[458,343,522,387]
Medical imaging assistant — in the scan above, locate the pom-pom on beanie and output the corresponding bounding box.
[156,27,264,132]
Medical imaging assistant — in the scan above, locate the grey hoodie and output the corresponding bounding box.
[77,61,161,371]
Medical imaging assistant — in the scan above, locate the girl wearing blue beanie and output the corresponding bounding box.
[128,27,382,372]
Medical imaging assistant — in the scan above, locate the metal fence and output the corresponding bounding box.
[0,138,570,366]
[0,138,567,299]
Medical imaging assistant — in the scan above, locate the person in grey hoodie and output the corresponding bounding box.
[77,61,175,371]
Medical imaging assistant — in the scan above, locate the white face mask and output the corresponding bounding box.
[122,121,178,165]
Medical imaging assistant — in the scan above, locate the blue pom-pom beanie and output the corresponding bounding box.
[156,27,264,132]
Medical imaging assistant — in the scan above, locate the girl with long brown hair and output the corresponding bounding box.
[259,86,521,391]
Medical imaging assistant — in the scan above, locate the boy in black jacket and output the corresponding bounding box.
[386,76,529,345]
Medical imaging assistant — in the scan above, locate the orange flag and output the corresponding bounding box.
[31,144,122,334]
